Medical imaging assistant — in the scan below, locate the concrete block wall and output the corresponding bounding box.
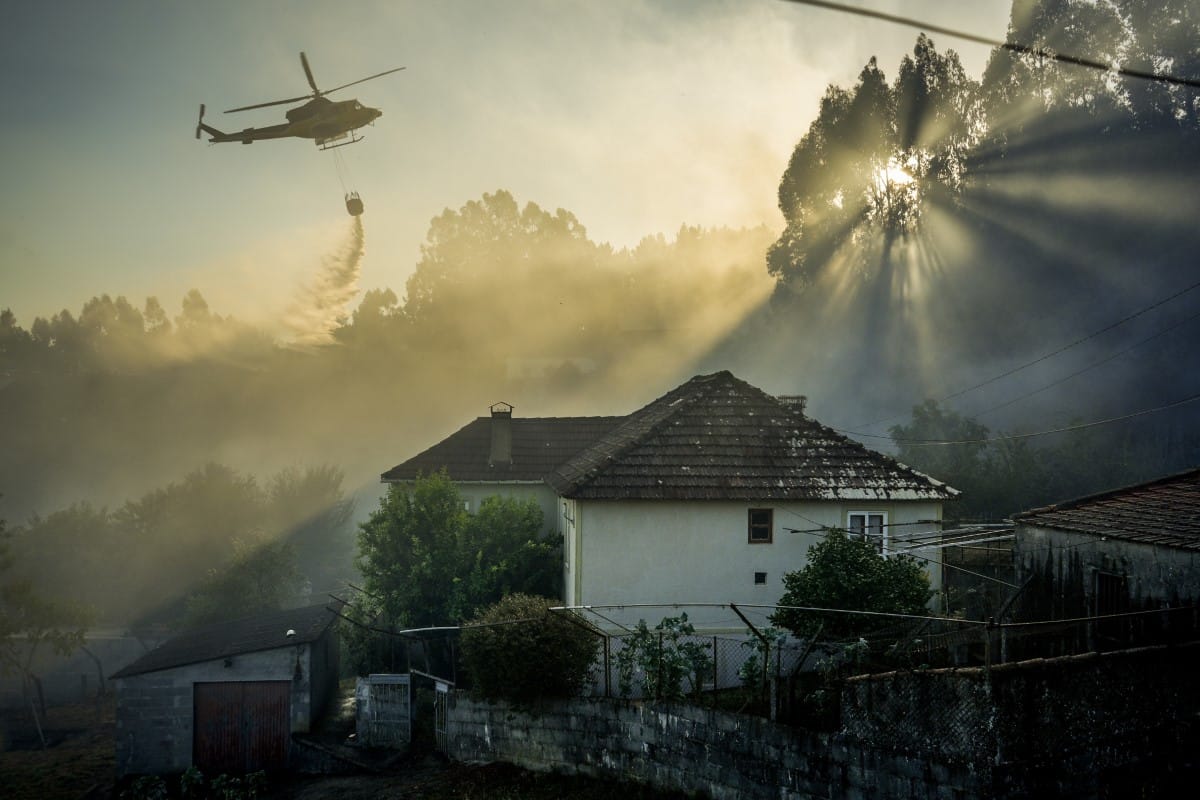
[115,675,194,776]
[445,695,987,799]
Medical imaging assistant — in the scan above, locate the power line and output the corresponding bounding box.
[781,0,1200,89]
[839,390,1200,447]
[970,307,1200,420]
[854,276,1200,430]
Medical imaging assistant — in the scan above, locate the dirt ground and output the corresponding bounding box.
[0,696,687,800]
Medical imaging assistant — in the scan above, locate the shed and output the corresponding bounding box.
[1009,468,1200,652]
[112,603,341,777]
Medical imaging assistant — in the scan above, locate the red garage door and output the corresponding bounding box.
[194,681,291,774]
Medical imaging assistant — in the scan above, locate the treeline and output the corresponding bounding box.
[2,0,1199,577]
[5,464,354,628]
[889,400,1200,522]
[754,0,1200,421]
[0,208,775,523]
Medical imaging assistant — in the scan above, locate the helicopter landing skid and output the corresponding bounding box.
[317,133,363,151]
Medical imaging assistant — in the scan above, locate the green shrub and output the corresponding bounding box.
[461,593,598,704]
[615,614,713,701]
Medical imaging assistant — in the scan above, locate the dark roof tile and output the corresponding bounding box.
[1014,468,1200,551]
[385,371,957,502]
[112,603,339,679]
[382,417,622,482]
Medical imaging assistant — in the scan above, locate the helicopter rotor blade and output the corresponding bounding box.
[301,51,320,95]
[323,66,406,96]
[224,94,313,114]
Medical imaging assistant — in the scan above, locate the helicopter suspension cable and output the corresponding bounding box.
[331,148,351,194]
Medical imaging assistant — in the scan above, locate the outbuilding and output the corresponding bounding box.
[112,603,341,777]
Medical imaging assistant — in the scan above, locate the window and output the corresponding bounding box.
[754,572,767,585]
[748,509,773,543]
[847,511,888,554]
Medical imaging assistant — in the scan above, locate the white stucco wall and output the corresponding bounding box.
[458,482,562,537]
[562,499,943,631]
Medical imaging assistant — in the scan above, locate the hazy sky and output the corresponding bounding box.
[0,1,1011,328]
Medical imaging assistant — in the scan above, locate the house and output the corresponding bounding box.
[1010,467,1200,645]
[112,603,340,777]
[383,371,958,629]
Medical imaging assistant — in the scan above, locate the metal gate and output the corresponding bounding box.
[433,680,450,753]
[193,681,291,774]
[363,674,412,747]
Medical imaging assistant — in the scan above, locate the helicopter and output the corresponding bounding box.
[196,52,403,150]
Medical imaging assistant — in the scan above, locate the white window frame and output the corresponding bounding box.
[847,511,889,555]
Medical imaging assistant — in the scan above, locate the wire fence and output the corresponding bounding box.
[341,599,1200,731]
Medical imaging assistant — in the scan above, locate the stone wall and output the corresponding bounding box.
[444,643,1200,799]
[445,695,987,800]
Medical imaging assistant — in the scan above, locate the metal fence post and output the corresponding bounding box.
[705,633,715,695]
[984,617,996,671]
[604,635,611,698]
[657,631,664,701]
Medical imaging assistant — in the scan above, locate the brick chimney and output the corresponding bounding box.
[488,402,513,467]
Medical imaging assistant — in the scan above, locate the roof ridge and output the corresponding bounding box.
[547,373,719,491]
[1015,465,1200,519]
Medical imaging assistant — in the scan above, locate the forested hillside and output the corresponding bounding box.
[2,0,1198,621]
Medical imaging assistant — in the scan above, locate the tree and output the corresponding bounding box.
[356,471,467,629]
[769,41,979,289]
[452,495,561,621]
[184,532,305,627]
[0,504,90,727]
[264,465,355,595]
[889,399,991,513]
[355,470,559,630]
[460,593,598,704]
[770,529,930,641]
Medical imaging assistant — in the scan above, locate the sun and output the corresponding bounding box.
[875,156,916,190]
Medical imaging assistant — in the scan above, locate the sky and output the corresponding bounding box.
[0,1,1012,330]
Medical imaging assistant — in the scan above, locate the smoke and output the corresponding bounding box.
[283,217,365,347]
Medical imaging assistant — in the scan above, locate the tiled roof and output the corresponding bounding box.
[383,371,956,502]
[547,371,958,501]
[112,603,340,679]
[382,417,623,482]
[1014,468,1200,551]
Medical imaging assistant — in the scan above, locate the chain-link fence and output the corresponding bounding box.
[346,601,1200,738]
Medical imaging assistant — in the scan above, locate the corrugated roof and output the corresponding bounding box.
[382,417,623,482]
[547,371,958,501]
[112,603,340,679]
[384,371,956,502]
[1014,468,1200,551]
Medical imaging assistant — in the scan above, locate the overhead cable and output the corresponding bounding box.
[839,389,1200,446]
[854,276,1200,430]
[970,307,1200,420]
[781,0,1200,89]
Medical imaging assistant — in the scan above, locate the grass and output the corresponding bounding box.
[0,696,116,800]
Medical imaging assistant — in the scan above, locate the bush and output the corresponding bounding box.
[460,593,598,704]
[615,614,713,701]
[770,528,931,640]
